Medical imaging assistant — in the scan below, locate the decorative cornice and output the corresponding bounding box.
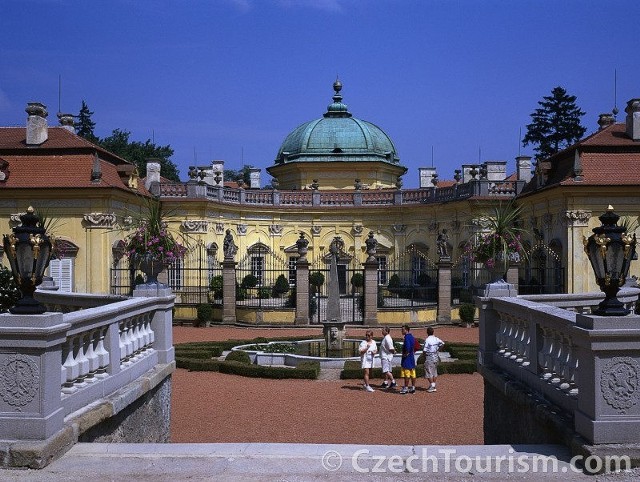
[181,220,208,233]
[83,212,117,228]
[565,210,591,227]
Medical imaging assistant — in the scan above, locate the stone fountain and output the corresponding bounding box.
[322,236,347,356]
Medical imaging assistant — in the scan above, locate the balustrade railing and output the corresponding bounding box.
[0,290,174,446]
[480,287,640,445]
[157,179,522,207]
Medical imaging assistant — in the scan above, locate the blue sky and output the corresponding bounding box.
[1,0,639,186]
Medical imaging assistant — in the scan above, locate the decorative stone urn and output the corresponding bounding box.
[137,253,166,285]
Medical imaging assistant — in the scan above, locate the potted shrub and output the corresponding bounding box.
[459,302,476,327]
[196,303,213,327]
[272,274,290,298]
[241,274,258,289]
[350,272,364,297]
[309,271,325,294]
[209,275,223,300]
[387,273,401,291]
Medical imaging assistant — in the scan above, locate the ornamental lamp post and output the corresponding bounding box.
[583,205,637,316]
[2,206,53,314]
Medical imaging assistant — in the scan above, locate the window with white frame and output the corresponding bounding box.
[48,258,74,292]
[251,256,264,285]
[288,256,297,285]
[411,255,426,284]
[376,255,387,285]
[167,258,183,290]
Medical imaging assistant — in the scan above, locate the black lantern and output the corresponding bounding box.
[2,207,53,314]
[584,205,637,316]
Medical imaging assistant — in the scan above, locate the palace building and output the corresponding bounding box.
[2,86,640,323]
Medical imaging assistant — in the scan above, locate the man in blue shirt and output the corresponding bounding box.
[400,324,417,394]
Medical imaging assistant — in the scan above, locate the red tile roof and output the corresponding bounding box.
[0,127,144,193]
[519,123,640,195]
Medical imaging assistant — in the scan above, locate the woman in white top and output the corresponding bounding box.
[359,330,377,392]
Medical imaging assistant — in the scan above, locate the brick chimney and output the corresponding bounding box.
[57,113,75,132]
[625,98,640,141]
[25,102,48,145]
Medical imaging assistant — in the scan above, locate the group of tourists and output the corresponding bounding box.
[359,325,444,394]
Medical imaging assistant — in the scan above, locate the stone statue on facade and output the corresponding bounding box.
[365,231,377,262]
[437,229,450,258]
[223,229,237,259]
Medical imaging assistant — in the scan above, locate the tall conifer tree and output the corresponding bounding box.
[522,87,587,161]
[75,100,97,143]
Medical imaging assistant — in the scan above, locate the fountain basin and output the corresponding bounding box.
[232,339,419,369]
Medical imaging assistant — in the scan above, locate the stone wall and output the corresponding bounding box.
[482,366,571,445]
[79,374,172,443]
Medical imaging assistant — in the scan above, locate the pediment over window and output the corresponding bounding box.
[54,238,79,259]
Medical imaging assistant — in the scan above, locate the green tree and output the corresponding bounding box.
[522,86,587,161]
[224,165,254,185]
[99,128,180,181]
[75,100,98,143]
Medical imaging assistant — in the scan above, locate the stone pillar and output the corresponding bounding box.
[0,313,66,441]
[573,313,640,444]
[222,260,237,324]
[506,261,520,292]
[295,259,309,325]
[133,287,175,365]
[363,260,378,326]
[437,258,452,323]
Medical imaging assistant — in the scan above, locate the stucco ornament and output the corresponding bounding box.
[83,212,117,228]
[600,357,640,413]
[181,220,208,233]
[565,210,591,227]
[0,354,39,408]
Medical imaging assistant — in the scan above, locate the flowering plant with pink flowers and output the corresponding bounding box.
[464,201,527,267]
[125,200,187,264]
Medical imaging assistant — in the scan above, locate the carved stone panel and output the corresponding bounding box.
[269,224,283,236]
[0,354,39,410]
[83,212,117,228]
[600,357,640,414]
[565,210,591,227]
[181,220,208,234]
[215,222,225,234]
[311,225,322,237]
[237,224,248,235]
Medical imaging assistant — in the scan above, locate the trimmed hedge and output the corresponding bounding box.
[175,337,320,379]
[219,360,320,379]
[225,350,251,364]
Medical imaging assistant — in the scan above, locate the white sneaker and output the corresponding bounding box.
[427,386,437,392]
[365,385,375,392]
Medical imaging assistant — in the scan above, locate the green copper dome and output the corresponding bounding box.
[274,80,401,165]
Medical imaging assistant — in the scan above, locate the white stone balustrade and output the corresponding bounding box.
[0,290,175,447]
[479,287,640,445]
